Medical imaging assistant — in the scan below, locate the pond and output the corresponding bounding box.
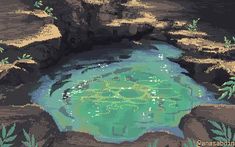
[30,41,218,143]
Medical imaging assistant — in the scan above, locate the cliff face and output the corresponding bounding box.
[0,0,62,68]
[44,0,153,51]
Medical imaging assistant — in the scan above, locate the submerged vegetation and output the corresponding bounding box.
[218,77,235,100]
[208,120,235,142]
[186,18,200,32]
[0,124,38,147]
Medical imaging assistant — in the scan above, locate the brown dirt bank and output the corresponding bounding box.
[2,104,235,147]
[0,0,235,146]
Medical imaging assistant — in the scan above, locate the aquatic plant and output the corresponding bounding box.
[44,7,57,20]
[208,120,235,142]
[0,123,17,147]
[218,77,235,100]
[186,18,200,32]
[22,130,38,147]
[147,139,158,147]
[17,54,33,60]
[34,0,43,8]
[183,138,197,147]
[0,58,9,64]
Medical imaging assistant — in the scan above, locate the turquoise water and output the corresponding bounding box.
[31,42,218,143]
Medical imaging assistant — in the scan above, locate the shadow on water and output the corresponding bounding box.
[30,41,222,143]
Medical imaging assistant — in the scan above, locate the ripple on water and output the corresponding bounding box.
[30,42,219,143]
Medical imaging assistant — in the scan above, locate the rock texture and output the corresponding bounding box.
[0,0,62,68]
[0,59,39,105]
[180,104,235,142]
[0,105,59,147]
[0,59,39,86]
[0,104,184,147]
[43,0,153,51]
[1,0,235,146]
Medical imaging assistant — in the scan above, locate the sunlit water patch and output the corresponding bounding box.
[31,42,219,143]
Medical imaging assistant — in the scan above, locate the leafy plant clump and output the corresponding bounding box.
[224,36,235,48]
[183,138,197,147]
[218,77,235,100]
[208,120,235,142]
[34,0,57,20]
[147,139,158,147]
[34,0,43,8]
[0,47,4,53]
[22,130,38,147]
[0,47,8,64]
[44,6,57,20]
[17,54,33,60]
[0,124,17,147]
[0,124,38,147]
[0,58,9,64]
[187,18,200,32]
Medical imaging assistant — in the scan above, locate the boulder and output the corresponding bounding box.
[0,60,39,86]
[0,105,59,147]
[0,0,62,68]
[179,104,235,142]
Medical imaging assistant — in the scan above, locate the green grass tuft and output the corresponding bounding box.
[17,54,33,60]
[186,18,200,32]
[0,123,17,147]
[0,58,9,64]
[22,130,38,147]
[218,77,235,100]
[208,120,235,142]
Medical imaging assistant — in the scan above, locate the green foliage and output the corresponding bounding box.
[34,0,43,8]
[0,124,17,147]
[208,120,235,142]
[0,47,8,64]
[22,130,38,147]
[17,54,33,60]
[218,77,235,100]
[0,58,9,64]
[224,36,232,48]
[187,18,200,32]
[147,139,158,147]
[232,36,235,43]
[0,47,4,54]
[224,36,235,48]
[33,0,57,20]
[44,6,57,20]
